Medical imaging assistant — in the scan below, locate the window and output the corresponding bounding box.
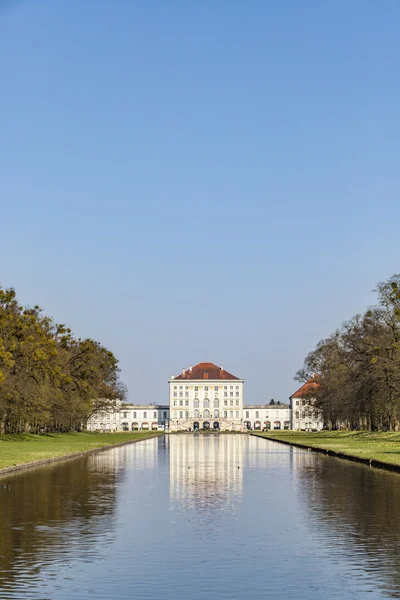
[174,386,177,389]
[123,412,128,418]
[185,400,189,406]
[143,412,147,418]
[179,400,183,406]
[173,400,177,406]
[203,399,210,408]
[205,386,208,391]
[295,411,299,419]
[214,409,219,418]
[230,392,233,397]
[301,412,305,419]
[230,411,233,418]
[230,400,233,406]
[224,400,227,406]
[173,392,177,397]
[236,392,239,396]
[296,400,299,406]
[246,411,249,418]
[179,386,183,389]
[236,400,239,406]
[255,411,259,418]
[133,411,137,418]
[224,411,228,418]
[224,386,227,390]
[224,392,227,397]
[185,411,189,419]
[236,411,239,418]
[302,400,306,406]
[194,399,199,407]
[185,386,188,390]
[236,386,239,389]
[194,409,199,418]
[194,386,198,391]
[163,411,167,419]
[203,409,210,418]
[153,411,157,418]
[179,411,183,419]
[230,386,233,389]
[213,398,219,407]
[179,392,183,397]
[214,386,218,391]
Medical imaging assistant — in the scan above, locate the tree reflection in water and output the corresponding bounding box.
[0,449,123,594]
[293,450,400,598]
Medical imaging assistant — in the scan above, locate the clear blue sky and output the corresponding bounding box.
[1,0,400,404]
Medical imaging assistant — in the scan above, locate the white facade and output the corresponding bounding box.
[86,372,325,433]
[243,405,291,431]
[168,363,244,432]
[290,378,324,431]
[87,403,169,432]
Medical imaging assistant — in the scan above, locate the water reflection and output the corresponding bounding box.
[294,450,400,598]
[2,435,400,599]
[0,449,123,596]
[168,434,244,511]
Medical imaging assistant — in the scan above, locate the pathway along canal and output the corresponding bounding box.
[1,434,400,599]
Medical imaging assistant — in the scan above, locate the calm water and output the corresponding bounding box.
[1,434,400,599]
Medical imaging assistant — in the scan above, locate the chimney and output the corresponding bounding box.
[220,365,224,371]
[182,368,186,377]
[171,374,174,380]
[189,365,192,372]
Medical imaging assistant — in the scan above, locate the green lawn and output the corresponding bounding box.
[0,431,160,471]
[251,430,400,467]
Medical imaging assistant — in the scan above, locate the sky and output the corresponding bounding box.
[1,0,400,404]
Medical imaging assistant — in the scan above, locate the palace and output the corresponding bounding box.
[86,363,324,432]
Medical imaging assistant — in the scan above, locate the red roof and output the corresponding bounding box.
[290,377,319,399]
[173,362,240,381]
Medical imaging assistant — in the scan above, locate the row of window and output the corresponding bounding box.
[173,392,240,397]
[173,410,241,419]
[173,399,240,407]
[122,411,168,419]
[173,385,240,390]
[245,411,286,419]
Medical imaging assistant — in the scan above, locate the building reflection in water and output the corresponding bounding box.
[168,434,245,512]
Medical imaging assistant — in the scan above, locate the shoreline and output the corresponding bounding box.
[0,432,161,477]
[250,432,400,475]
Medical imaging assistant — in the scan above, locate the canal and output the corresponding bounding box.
[1,434,400,599]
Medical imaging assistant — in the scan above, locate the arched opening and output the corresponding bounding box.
[203,421,210,430]
[213,421,220,430]
[274,421,281,430]
[214,409,219,418]
[131,422,139,430]
[245,421,251,430]
[284,420,290,430]
[142,422,149,430]
[213,398,219,407]
[264,421,271,430]
[193,421,200,431]
[254,421,261,430]
[121,422,129,431]
[203,409,210,419]
[151,422,158,430]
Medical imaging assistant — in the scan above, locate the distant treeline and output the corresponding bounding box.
[297,275,400,431]
[0,287,125,434]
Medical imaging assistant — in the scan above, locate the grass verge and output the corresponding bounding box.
[0,431,161,472]
[251,430,400,469]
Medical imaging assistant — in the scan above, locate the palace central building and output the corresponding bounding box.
[169,362,244,431]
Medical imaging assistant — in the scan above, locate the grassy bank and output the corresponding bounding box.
[251,430,400,468]
[0,431,160,472]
